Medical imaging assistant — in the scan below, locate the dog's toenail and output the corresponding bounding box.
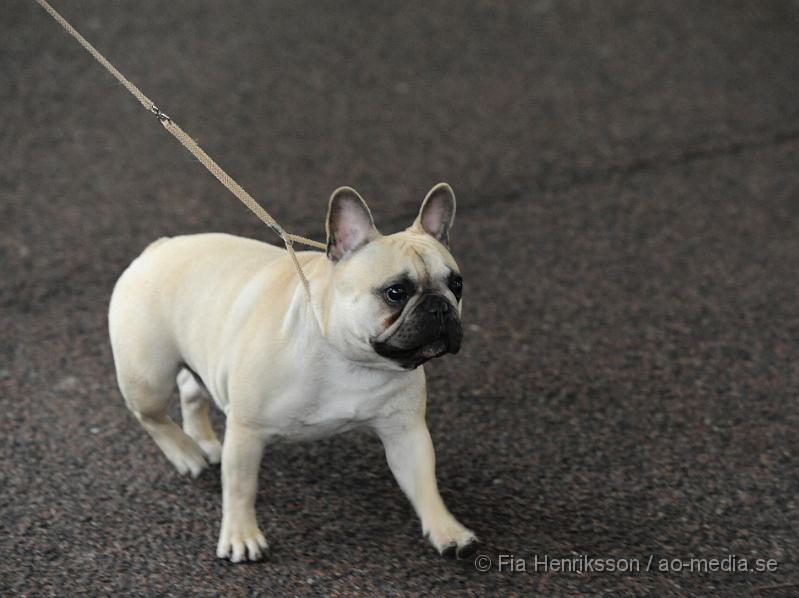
[456,539,477,559]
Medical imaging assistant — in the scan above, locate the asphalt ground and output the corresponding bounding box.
[2,1,799,596]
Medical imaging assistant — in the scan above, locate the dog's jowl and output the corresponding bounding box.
[108,183,476,562]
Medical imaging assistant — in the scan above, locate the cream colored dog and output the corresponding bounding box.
[108,183,476,562]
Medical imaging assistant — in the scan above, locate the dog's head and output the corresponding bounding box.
[324,183,463,370]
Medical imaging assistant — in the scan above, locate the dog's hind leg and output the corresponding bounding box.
[177,368,222,464]
[110,324,209,477]
[109,248,210,478]
[119,368,209,478]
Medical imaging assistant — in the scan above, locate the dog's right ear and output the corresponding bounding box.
[326,187,379,262]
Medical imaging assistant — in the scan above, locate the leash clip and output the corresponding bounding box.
[149,104,171,123]
[267,222,294,249]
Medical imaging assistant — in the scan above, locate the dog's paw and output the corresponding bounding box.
[197,438,222,465]
[217,522,269,563]
[427,524,478,559]
[161,434,209,478]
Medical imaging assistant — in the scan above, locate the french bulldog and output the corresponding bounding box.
[108,183,476,562]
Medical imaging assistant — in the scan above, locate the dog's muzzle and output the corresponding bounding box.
[373,294,462,369]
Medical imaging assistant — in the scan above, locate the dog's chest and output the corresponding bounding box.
[261,366,417,441]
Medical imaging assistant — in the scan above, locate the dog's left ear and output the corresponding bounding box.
[326,187,379,262]
[411,183,456,247]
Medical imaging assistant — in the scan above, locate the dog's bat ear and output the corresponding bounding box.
[411,183,456,247]
[326,187,379,262]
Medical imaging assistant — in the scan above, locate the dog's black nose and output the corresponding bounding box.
[421,294,450,315]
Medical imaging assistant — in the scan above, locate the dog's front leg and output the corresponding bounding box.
[216,418,269,562]
[377,414,477,558]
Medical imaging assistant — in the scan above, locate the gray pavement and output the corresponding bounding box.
[2,1,799,595]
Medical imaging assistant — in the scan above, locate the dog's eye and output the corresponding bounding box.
[384,285,408,304]
[449,276,463,301]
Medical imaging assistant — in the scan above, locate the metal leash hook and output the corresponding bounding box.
[267,220,287,240]
[149,104,171,123]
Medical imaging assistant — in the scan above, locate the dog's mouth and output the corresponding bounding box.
[373,337,455,370]
[418,339,449,360]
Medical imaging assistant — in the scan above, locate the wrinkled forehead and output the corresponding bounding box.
[382,233,459,285]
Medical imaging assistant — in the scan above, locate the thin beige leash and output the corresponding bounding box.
[34,0,326,298]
